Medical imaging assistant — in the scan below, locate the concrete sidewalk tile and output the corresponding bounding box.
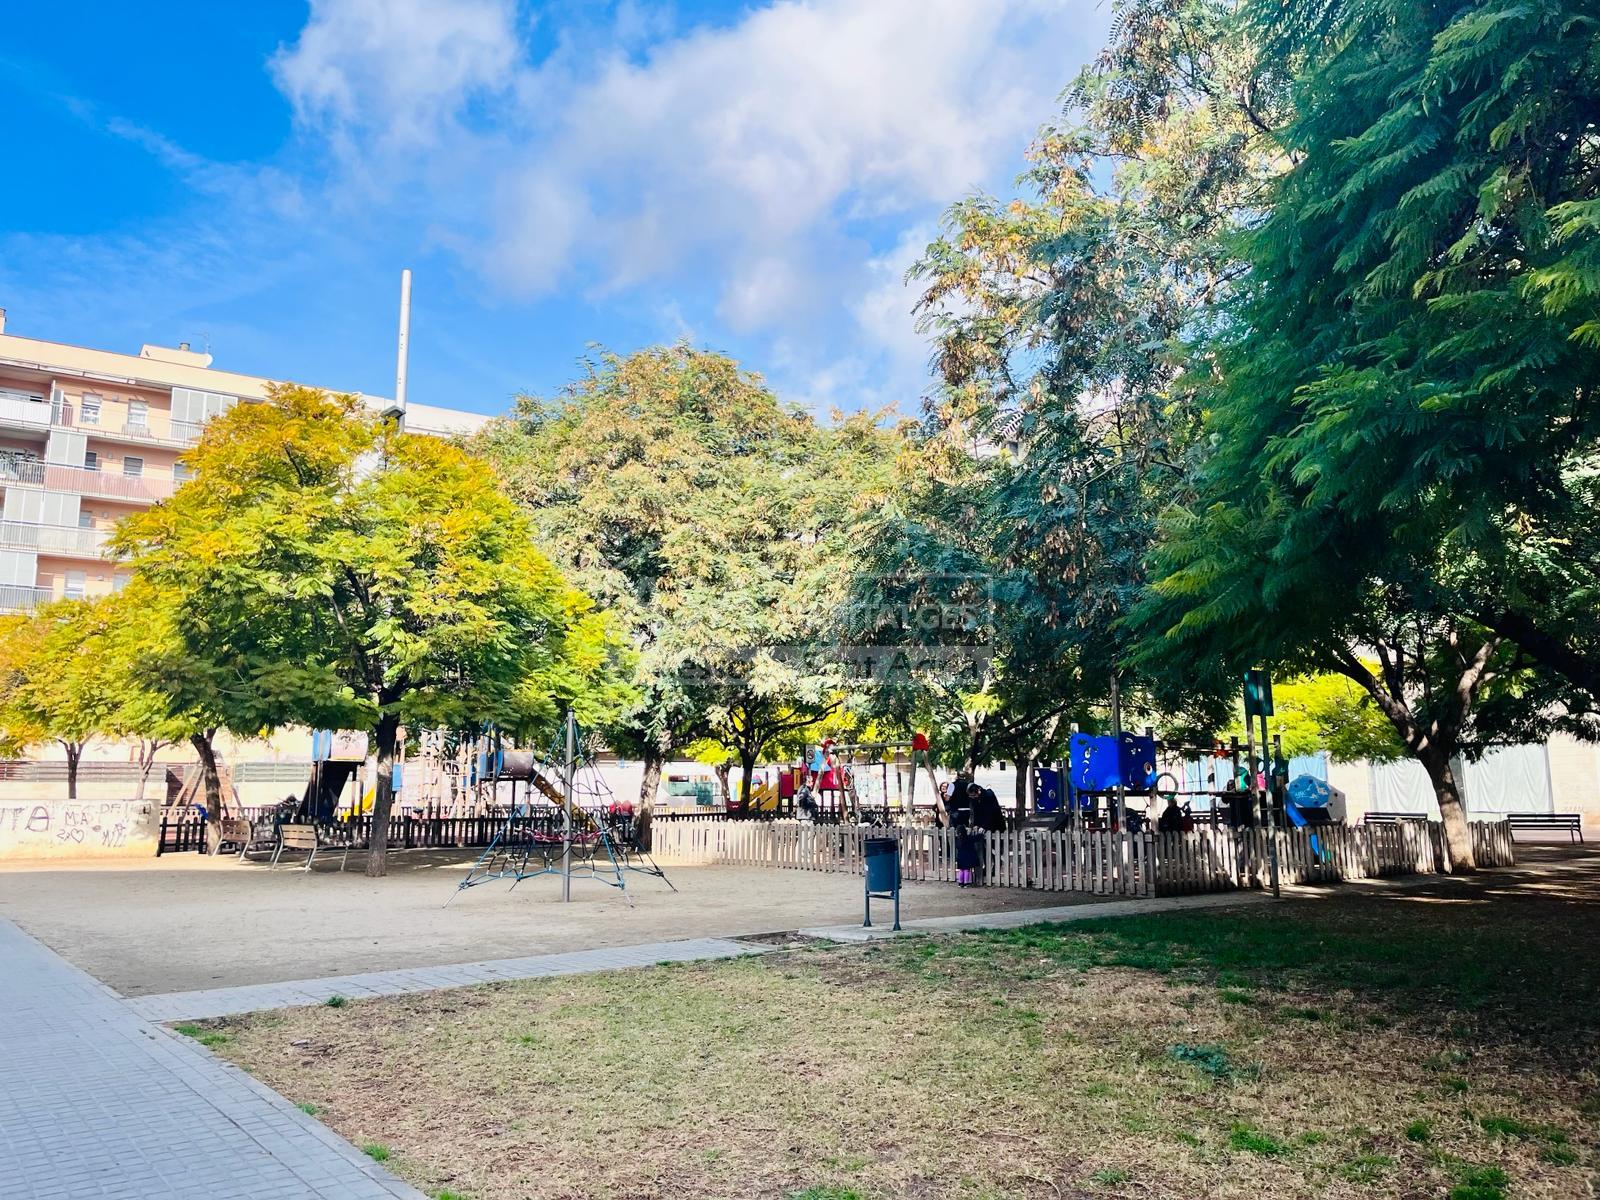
[0,919,428,1199]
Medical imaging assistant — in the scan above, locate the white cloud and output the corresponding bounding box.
[852,223,941,383]
[491,0,1077,301]
[271,0,521,152]
[257,0,1114,410]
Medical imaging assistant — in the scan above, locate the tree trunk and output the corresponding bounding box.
[133,738,165,804]
[1421,750,1475,871]
[63,741,82,800]
[740,752,757,821]
[962,711,983,776]
[714,760,732,809]
[366,711,401,878]
[636,749,663,852]
[190,732,221,809]
[189,731,224,854]
[1014,755,1032,826]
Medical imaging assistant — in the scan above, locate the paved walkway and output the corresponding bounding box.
[126,936,769,1022]
[0,919,424,1200]
[801,889,1273,941]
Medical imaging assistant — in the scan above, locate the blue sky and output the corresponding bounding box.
[0,1,1110,418]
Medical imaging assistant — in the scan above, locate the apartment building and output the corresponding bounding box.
[0,311,489,612]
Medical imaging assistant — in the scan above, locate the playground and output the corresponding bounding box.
[196,848,1599,1200]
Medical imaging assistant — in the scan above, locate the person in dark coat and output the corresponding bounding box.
[1225,779,1254,828]
[1157,796,1185,833]
[967,781,1006,832]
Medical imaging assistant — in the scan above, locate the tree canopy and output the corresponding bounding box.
[1129,0,1600,864]
[116,384,624,873]
[474,346,898,822]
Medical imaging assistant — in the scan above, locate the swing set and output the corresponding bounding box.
[799,735,944,824]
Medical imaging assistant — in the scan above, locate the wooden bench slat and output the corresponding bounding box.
[279,825,318,849]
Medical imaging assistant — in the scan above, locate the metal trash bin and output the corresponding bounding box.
[864,836,901,930]
[865,837,899,890]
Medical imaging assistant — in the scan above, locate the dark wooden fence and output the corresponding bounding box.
[157,805,862,856]
[159,809,537,856]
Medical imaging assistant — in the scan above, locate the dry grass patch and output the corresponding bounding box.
[206,888,1600,1200]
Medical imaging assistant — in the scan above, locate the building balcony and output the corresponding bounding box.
[0,521,114,559]
[0,391,52,435]
[0,583,52,613]
[0,458,176,503]
[51,401,200,448]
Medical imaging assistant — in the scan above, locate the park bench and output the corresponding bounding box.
[1363,812,1429,825]
[270,822,360,870]
[270,823,319,869]
[1502,813,1584,843]
[216,818,254,855]
[236,817,283,860]
[316,821,361,869]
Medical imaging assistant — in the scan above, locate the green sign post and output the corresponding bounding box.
[1243,669,1280,897]
[1243,668,1274,718]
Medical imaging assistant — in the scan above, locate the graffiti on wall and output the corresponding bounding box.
[0,800,156,856]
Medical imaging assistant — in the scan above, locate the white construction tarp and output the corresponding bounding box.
[1463,744,1552,816]
[1368,745,1552,818]
[1368,758,1437,815]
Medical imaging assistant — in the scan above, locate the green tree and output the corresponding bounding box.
[1227,672,1404,762]
[0,612,47,758]
[0,599,122,798]
[475,347,891,837]
[1136,0,1599,867]
[1210,0,1600,703]
[0,587,248,825]
[854,0,1286,784]
[117,384,621,875]
[88,588,206,803]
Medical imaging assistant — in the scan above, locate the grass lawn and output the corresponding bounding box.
[205,886,1599,1200]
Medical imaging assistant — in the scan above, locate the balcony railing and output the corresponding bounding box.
[0,457,176,502]
[0,393,52,431]
[51,402,199,447]
[0,521,113,558]
[0,584,52,612]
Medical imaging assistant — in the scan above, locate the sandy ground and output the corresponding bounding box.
[0,850,1119,995]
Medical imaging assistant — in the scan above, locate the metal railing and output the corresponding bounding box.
[0,388,211,449]
[0,583,52,612]
[0,521,112,557]
[0,457,176,502]
[52,402,198,448]
[0,393,52,430]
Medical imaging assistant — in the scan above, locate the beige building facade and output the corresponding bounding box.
[0,310,487,611]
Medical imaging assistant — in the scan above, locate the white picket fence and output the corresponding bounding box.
[1467,818,1518,870]
[648,817,1516,899]
[651,821,1154,895]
